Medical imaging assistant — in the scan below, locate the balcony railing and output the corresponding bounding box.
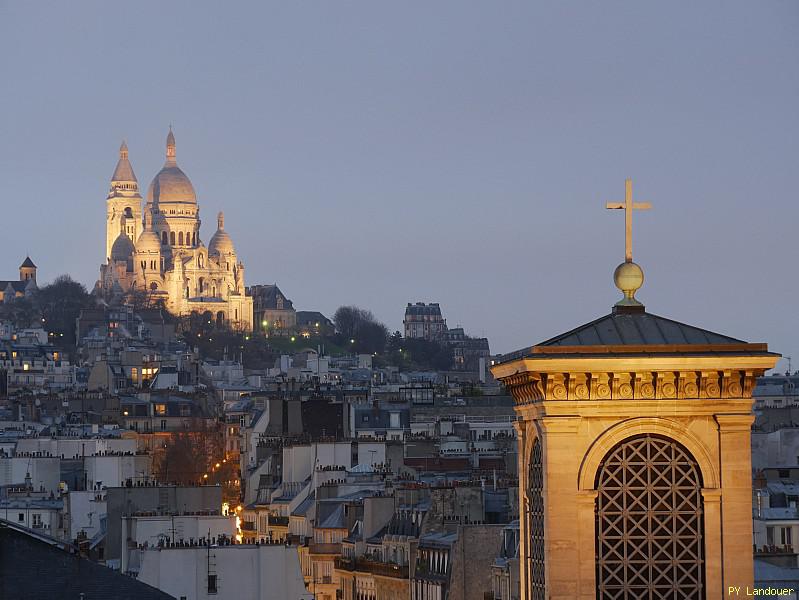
[755,544,795,554]
[269,516,290,527]
[308,542,342,555]
[335,556,410,579]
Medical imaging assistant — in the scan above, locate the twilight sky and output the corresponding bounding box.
[1,1,797,363]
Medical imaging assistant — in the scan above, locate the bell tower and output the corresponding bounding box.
[492,180,779,598]
[106,140,142,261]
[19,257,36,283]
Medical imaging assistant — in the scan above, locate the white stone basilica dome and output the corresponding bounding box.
[146,129,196,205]
[208,212,235,256]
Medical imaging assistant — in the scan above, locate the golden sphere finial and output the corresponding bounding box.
[613,261,644,307]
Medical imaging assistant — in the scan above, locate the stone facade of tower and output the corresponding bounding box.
[493,305,778,598]
[105,141,142,262]
[99,131,253,330]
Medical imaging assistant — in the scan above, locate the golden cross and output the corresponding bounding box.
[605,178,651,263]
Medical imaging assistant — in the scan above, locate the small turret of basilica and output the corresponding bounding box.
[99,130,253,330]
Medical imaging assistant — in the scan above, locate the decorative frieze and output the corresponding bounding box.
[591,373,612,400]
[635,372,655,399]
[680,371,699,398]
[701,371,721,398]
[506,369,759,405]
[657,372,677,399]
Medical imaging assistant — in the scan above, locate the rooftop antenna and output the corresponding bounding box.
[786,356,793,375]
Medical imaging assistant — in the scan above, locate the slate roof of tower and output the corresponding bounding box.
[498,309,775,364]
[540,311,746,347]
[112,154,137,182]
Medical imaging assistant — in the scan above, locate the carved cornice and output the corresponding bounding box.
[505,370,762,407]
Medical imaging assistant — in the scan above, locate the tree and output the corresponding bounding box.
[383,334,454,371]
[177,311,276,370]
[127,287,167,311]
[354,321,388,355]
[0,297,38,329]
[403,338,454,371]
[333,305,389,354]
[333,306,364,339]
[387,331,403,354]
[152,419,237,499]
[35,275,93,346]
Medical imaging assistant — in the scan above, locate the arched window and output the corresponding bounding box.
[170,231,176,246]
[192,232,196,246]
[140,260,146,270]
[528,438,545,600]
[178,232,184,246]
[212,286,216,297]
[198,277,205,295]
[595,434,704,598]
[162,231,168,245]
[185,287,189,298]
[186,232,191,247]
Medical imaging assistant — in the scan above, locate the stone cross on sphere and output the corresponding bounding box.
[605,178,652,263]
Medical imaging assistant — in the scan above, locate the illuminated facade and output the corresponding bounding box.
[99,131,253,329]
[492,181,780,598]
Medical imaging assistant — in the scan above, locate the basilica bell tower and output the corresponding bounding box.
[105,141,142,261]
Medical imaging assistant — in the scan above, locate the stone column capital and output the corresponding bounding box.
[714,414,754,432]
[576,490,598,504]
[701,488,722,503]
[538,416,581,435]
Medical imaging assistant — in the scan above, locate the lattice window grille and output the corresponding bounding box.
[595,434,705,600]
[528,438,546,600]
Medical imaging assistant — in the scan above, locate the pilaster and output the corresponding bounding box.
[538,417,581,597]
[701,488,723,599]
[576,490,598,599]
[715,414,755,592]
[513,420,529,600]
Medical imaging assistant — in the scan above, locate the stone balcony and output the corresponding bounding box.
[308,542,342,555]
[335,556,410,579]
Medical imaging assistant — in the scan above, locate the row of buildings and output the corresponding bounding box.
[4,304,798,599]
